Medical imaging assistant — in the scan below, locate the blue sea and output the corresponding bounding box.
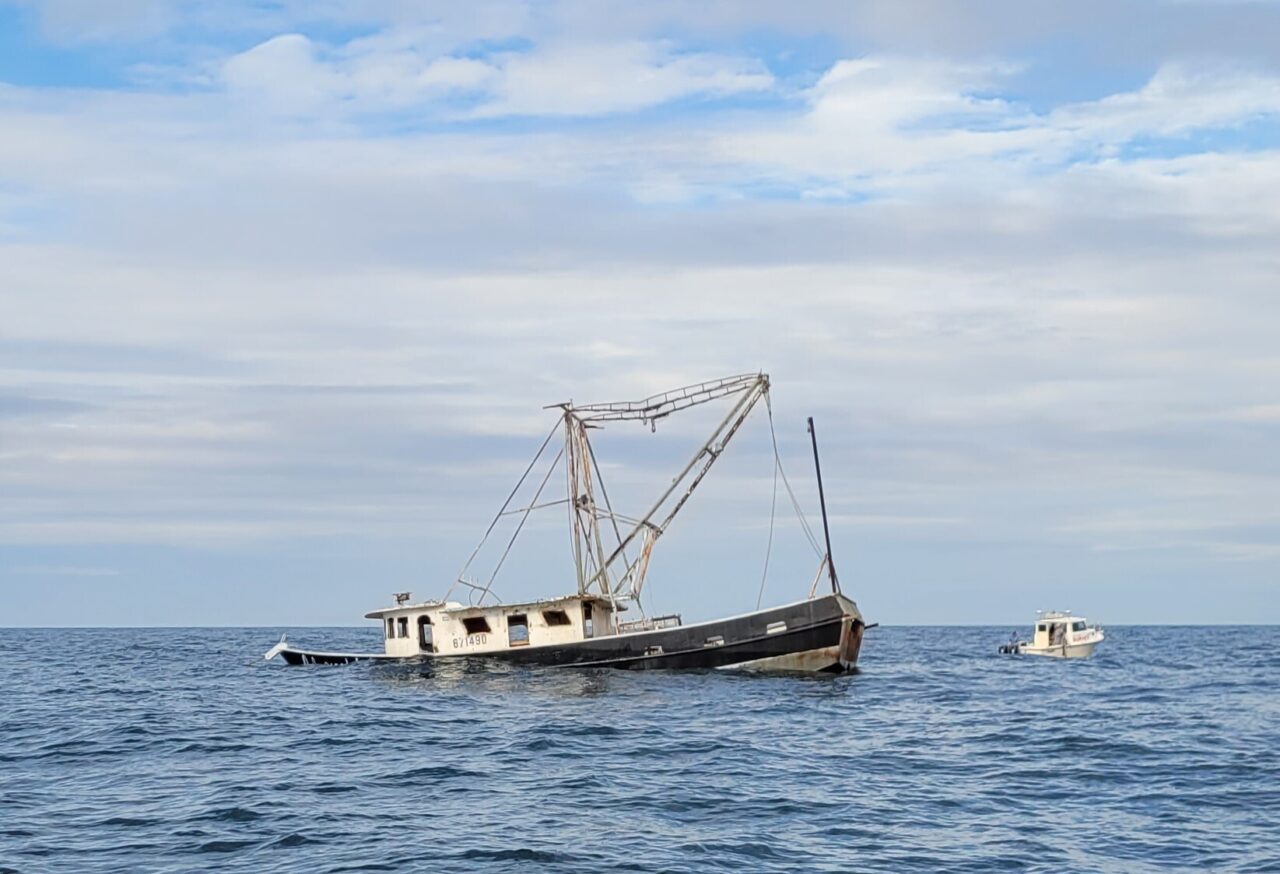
[2,625,1277,873]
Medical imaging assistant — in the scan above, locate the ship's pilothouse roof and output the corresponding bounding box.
[364,592,617,620]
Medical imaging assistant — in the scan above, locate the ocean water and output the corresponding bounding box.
[1,625,1277,873]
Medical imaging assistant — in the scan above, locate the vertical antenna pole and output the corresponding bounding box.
[807,416,840,594]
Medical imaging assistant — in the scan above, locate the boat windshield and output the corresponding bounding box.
[1071,620,1086,631]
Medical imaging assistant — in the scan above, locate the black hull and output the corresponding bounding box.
[273,593,864,673]
[278,651,388,666]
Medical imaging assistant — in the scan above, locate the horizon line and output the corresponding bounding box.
[4,622,1278,630]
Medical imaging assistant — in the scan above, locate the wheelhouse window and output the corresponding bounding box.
[542,609,571,626]
[1037,624,1048,632]
[1071,620,1086,632]
[385,618,395,639]
[397,617,409,638]
[507,614,529,647]
[583,603,594,639]
[462,616,491,635]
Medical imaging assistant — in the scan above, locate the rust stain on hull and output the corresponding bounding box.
[838,618,865,671]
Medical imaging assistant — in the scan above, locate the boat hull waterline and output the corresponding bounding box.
[1010,638,1103,659]
[268,593,864,673]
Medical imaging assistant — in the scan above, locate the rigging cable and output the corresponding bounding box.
[756,397,781,609]
[768,399,825,559]
[584,432,629,573]
[448,417,561,602]
[476,443,566,605]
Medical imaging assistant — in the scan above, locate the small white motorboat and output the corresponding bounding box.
[998,610,1104,659]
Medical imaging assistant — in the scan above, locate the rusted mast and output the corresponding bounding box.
[807,416,840,594]
[564,407,587,595]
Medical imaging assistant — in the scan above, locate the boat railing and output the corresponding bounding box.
[617,614,683,633]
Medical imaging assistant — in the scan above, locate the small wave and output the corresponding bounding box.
[395,764,486,781]
[677,840,794,861]
[323,863,400,872]
[458,848,574,863]
[1042,735,1162,758]
[197,806,264,823]
[267,833,320,849]
[27,740,104,761]
[174,741,256,754]
[98,816,156,827]
[530,722,625,738]
[195,839,257,854]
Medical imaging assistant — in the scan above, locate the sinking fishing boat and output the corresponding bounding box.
[266,374,866,672]
[998,610,1104,659]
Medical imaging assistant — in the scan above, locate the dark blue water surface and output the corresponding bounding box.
[2,625,1278,873]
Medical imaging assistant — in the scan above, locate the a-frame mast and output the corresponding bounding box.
[457,373,777,609]
[564,373,771,600]
[562,408,614,598]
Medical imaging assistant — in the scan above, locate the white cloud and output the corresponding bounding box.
[217,32,771,118]
[1048,63,1280,142]
[220,32,500,113]
[471,41,773,117]
[718,57,1280,190]
[1201,541,1280,562]
[221,34,340,110]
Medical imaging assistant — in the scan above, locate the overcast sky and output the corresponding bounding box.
[2,0,1278,627]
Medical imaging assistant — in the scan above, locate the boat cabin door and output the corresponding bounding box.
[1048,622,1066,646]
[417,615,434,653]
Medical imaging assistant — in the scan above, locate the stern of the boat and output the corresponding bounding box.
[719,592,865,673]
[834,592,865,671]
[838,612,865,671]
